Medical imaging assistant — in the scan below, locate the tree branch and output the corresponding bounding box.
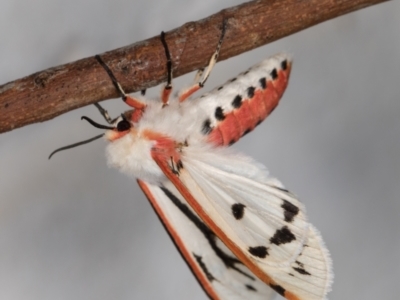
[0,0,389,134]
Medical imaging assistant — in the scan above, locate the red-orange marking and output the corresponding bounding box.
[130,108,144,123]
[208,127,223,146]
[217,113,242,145]
[207,65,291,147]
[142,130,181,163]
[233,100,256,133]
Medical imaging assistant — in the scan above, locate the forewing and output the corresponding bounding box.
[185,53,292,146]
[138,180,276,300]
[152,146,332,300]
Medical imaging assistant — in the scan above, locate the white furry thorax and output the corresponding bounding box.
[105,97,208,184]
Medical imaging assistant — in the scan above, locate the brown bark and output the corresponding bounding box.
[0,0,390,133]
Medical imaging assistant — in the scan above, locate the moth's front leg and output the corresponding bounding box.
[143,130,185,175]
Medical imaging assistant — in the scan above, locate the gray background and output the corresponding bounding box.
[0,1,399,299]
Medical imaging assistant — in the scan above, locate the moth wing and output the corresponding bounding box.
[138,180,276,300]
[152,146,332,300]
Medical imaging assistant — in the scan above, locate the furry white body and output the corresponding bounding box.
[106,100,205,184]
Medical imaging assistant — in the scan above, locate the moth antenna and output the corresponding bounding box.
[81,116,114,130]
[48,134,104,159]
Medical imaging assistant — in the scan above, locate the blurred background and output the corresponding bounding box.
[0,1,399,299]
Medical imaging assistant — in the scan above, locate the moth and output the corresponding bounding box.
[50,25,333,300]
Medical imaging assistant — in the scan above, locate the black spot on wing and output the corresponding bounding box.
[230,77,237,82]
[270,226,296,245]
[201,119,212,135]
[245,284,257,291]
[232,95,243,108]
[231,203,246,220]
[217,86,223,91]
[295,260,304,267]
[271,68,278,80]
[160,187,256,281]
[293,267,311,276]
[215,106,225,121]
[281,59,288,70]
[248,246,269,258]
[270,284,285,296]
[247,86,255,98]
[281,200,299,223]
[259,77,267,89]
[275,186,290,193]
[194,254,215,281]
[228,139,235,146]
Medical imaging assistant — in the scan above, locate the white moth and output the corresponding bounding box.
[51,28,333,300]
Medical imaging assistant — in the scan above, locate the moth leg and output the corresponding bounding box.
[95,55,146,110]
[178,19,227,102]
[160,31,173,105]
[94,102,113,124]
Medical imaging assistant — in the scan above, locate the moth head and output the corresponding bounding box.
[48,108,136,159]
[104,110,135,142]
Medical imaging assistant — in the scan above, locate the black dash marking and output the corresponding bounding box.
[281,200,299,223]
[259,77,267,89]
[247,86,255,98]
[230,77,237,82]
[289,273,295,277]
[160,187,256,281]
[217,86,223,91]
[231,203,246,220]
[176,160,183,171]
[275,186,290,193]
[215,107,225,121]
[248,246,269,258]
[270,226,296,245]
[281,60,288,70]
[293,267,311,276]
[201,119,213,135]
[256,119,262,126]
[270,284,285,296]
[232,95,243,108]
[194,254,215,281]
[295,260,304,267]
[228,139,235,146]
[243,70,249,75]
[270,68,278,80]
[242,128,252,137]
[245,284,257,291]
